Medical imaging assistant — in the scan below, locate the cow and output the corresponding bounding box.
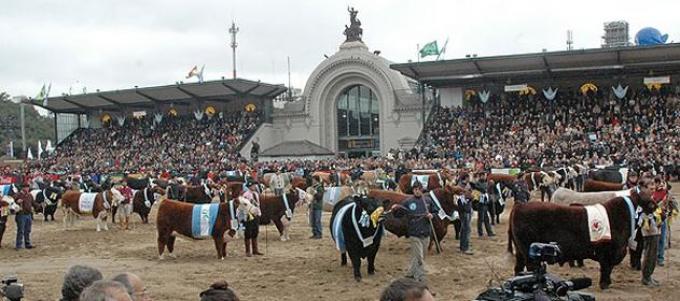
[330,195,386,281]
[521,171,558,202]
[126,176,152,190]
[183,183,220,204]
[61,188,125,232]
[398,173,443,194]
[30,186,63,221]
[373,186,462,250]
[258,188,309,241]
[486,179,529,225]
[583,179,625,192]
[550,187,631,206]
[124,186,166,224]
[587,167,630,184]
[572,164,589,192]
[156,200,235,260]
[508,189,655,289]
[312,171,351,186]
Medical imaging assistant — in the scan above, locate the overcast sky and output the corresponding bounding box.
[2,0,678,98]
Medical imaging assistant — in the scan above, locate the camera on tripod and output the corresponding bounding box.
[474,242,595,301]
[1,275,23,301]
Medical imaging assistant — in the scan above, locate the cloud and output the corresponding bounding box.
[2,0,679,98]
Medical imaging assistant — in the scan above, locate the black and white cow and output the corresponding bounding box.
[31,186,63,221]
[330,195,386,281]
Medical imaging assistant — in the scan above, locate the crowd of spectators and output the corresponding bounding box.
[27,110,260,175]
[416,87,680,176]
[4,85,680,181]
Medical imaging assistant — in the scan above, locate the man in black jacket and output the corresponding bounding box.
[394,181,436,282]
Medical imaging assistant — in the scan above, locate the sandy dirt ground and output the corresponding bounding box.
[1,186,679,301]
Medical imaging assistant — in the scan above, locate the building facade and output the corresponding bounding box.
[242,25,433,159]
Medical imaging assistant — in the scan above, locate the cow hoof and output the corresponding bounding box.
[96,228,101,232]
[158,255,164,260]
[168,253,176,259]
[220,257,225,261]
[599,282,610,290]
[354,276,362,282]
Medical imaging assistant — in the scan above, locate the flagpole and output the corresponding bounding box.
[20,103,26,154]
[436,37,449,61]
[417,44,420,63]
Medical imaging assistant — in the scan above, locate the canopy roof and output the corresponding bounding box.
[260,140,334,157]
[27,78,287,114]
[391,43,680,87]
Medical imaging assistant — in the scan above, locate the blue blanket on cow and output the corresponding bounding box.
[191,203,220,239]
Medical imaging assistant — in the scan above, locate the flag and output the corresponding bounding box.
[436,38,449,60]
[419,41,440,58]
[36,84,46,103]
[27,148,33,160]
[38,141,43,159]
[186,65,205,83]
[186,66,199,79]
[37,83,52,106]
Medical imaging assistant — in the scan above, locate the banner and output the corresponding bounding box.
[116,115,126,127]
[478,90,490,103]
[154,113,163,124]
[504,84,527,92]
[193,110,204,121]
[612,84,628,99]
[643,76,670,85]
[542,87,558,101]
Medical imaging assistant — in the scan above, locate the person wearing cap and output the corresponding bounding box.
[392,181,436,282]
[240,181,263,256]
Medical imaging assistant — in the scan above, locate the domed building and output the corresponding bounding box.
[248,8,432,160]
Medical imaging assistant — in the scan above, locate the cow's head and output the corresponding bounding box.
[1,196,21,215]
[352,180,369,196]
[354,195,385,228]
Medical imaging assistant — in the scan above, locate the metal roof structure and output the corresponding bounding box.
[26,78,288,114]
[390,43,680,87]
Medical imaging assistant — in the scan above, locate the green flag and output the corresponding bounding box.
[419,41,440,58]
[35,84,46,102]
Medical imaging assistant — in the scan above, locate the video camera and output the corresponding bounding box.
[474,243,595,301]
[1,275,23,301]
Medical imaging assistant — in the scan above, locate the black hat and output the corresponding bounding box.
[412,181,424,190]
[247,181,259,187]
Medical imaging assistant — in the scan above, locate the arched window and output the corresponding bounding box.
[336,85,379,155]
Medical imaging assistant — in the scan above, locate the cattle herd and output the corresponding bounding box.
[1,163,677,298]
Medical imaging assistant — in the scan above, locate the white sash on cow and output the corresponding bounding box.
[411,175,429,189]
[142,188,152,208]
[332,202,382,252]
[429,191,459,221]
[585,204,612,242]
[30,190,40,202]
[323,187,343,208]
[79,193,98,213]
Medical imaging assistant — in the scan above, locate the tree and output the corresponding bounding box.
[0,91,54,158]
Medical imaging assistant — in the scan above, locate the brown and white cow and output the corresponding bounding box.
[521,171,559,202]
[156,200,235,260]
[312,171,351,186]
[259,188,308,241]
[61,188,125,231]
[397,173,443,194]
[508,189,655,289]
